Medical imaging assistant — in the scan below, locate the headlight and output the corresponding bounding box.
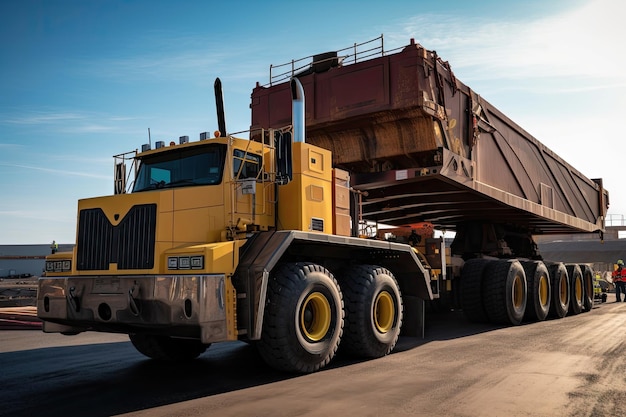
[167,255,204,270]
[46,259,72,273]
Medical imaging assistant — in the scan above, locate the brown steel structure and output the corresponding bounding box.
[250,38,608,241]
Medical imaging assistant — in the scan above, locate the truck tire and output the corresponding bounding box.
[460,258,491,323]
[547,262,569,318]
[579,264,594,312]
[257,262,344,373]
[341,265,403,358]
[521,261,551,322]
[567,264,584,315]
[482,259,527,325]
[129,334,209,360]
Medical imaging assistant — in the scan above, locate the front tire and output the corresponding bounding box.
[129,334,209,361]
[341,265,403,358]
[257,262,344,373]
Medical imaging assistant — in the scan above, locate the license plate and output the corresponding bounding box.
[93,278,122,294]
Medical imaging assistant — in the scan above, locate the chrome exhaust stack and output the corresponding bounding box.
[290,78,305,143]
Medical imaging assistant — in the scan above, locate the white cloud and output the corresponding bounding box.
[389,0,625,85]
[0,163,109,179]
[0,109,144,137]
[0,143,23,149]
[3,112,84,125]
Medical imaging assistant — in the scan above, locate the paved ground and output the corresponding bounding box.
[1,300,625,417]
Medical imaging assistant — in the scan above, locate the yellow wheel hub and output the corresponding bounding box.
[560,276,568,302]
[539,275,549,306]
[513,275,524,308]
[300,292,331,341]
[374,291,395,333]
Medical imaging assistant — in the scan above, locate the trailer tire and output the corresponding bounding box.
[520,261,551,322]
[547,262,569,318]
[257,262,343,373]
[579,264,594,312]
[129,334,209,361]
[460,258,491,323]
[341,265,403,358]
[482,259,526,325]
[567,264,584,315]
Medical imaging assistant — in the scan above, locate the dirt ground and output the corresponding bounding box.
[0,276,37,308]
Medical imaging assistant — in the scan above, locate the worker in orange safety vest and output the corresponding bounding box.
[612,260,626,302]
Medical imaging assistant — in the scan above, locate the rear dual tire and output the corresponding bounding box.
[579,264,594,312]
[341,265,403,358]
[460,258,491,323]
[567,264,584,315]
[547,262,569,318]
[521,261,551,322]
[482,259,527,325]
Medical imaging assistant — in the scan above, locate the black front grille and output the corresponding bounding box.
[77,204,157,270]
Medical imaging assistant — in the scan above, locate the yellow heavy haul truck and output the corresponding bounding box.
[38,37,608,373]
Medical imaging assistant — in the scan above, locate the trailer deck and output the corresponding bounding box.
[250,37,608,235]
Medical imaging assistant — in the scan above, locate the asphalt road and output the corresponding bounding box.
[2,301,626,417]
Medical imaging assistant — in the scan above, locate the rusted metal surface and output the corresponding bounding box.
[250,39,608,235]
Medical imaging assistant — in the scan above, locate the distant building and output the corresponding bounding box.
[536,226,626,275]
[0,244,73,278]
[0,225,624,279]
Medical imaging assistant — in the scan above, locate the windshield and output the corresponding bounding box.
[132,144,226,192]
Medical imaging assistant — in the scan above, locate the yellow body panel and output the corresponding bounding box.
[63,137,275,277]
[163,240,245,276]
[277,142,333,233]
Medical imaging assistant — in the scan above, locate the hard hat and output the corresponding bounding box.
[618,260,624,266]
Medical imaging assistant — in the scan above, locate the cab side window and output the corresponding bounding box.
[233,150,261,179]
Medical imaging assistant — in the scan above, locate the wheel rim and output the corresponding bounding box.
[539,275,549,306]
[560,275,568,303]
[513,275,524,308]
[300,292,331,341]
[586,278,593,300]
[374,290,395,333]
[575,277,583,302]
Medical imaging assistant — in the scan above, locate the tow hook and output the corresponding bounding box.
[128,282,141,316]
[67,286,80,312]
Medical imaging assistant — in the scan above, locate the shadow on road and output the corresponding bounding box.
[0,310,514,417]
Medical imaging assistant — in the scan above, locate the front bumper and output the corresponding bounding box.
[37,274,236,344]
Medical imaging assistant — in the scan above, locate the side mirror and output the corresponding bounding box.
[114,162,126,194]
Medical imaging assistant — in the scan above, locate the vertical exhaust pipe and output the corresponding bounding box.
[214,78,227,137]
[290,78,305,143]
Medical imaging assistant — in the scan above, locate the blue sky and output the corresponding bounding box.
[1,0,623,244]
